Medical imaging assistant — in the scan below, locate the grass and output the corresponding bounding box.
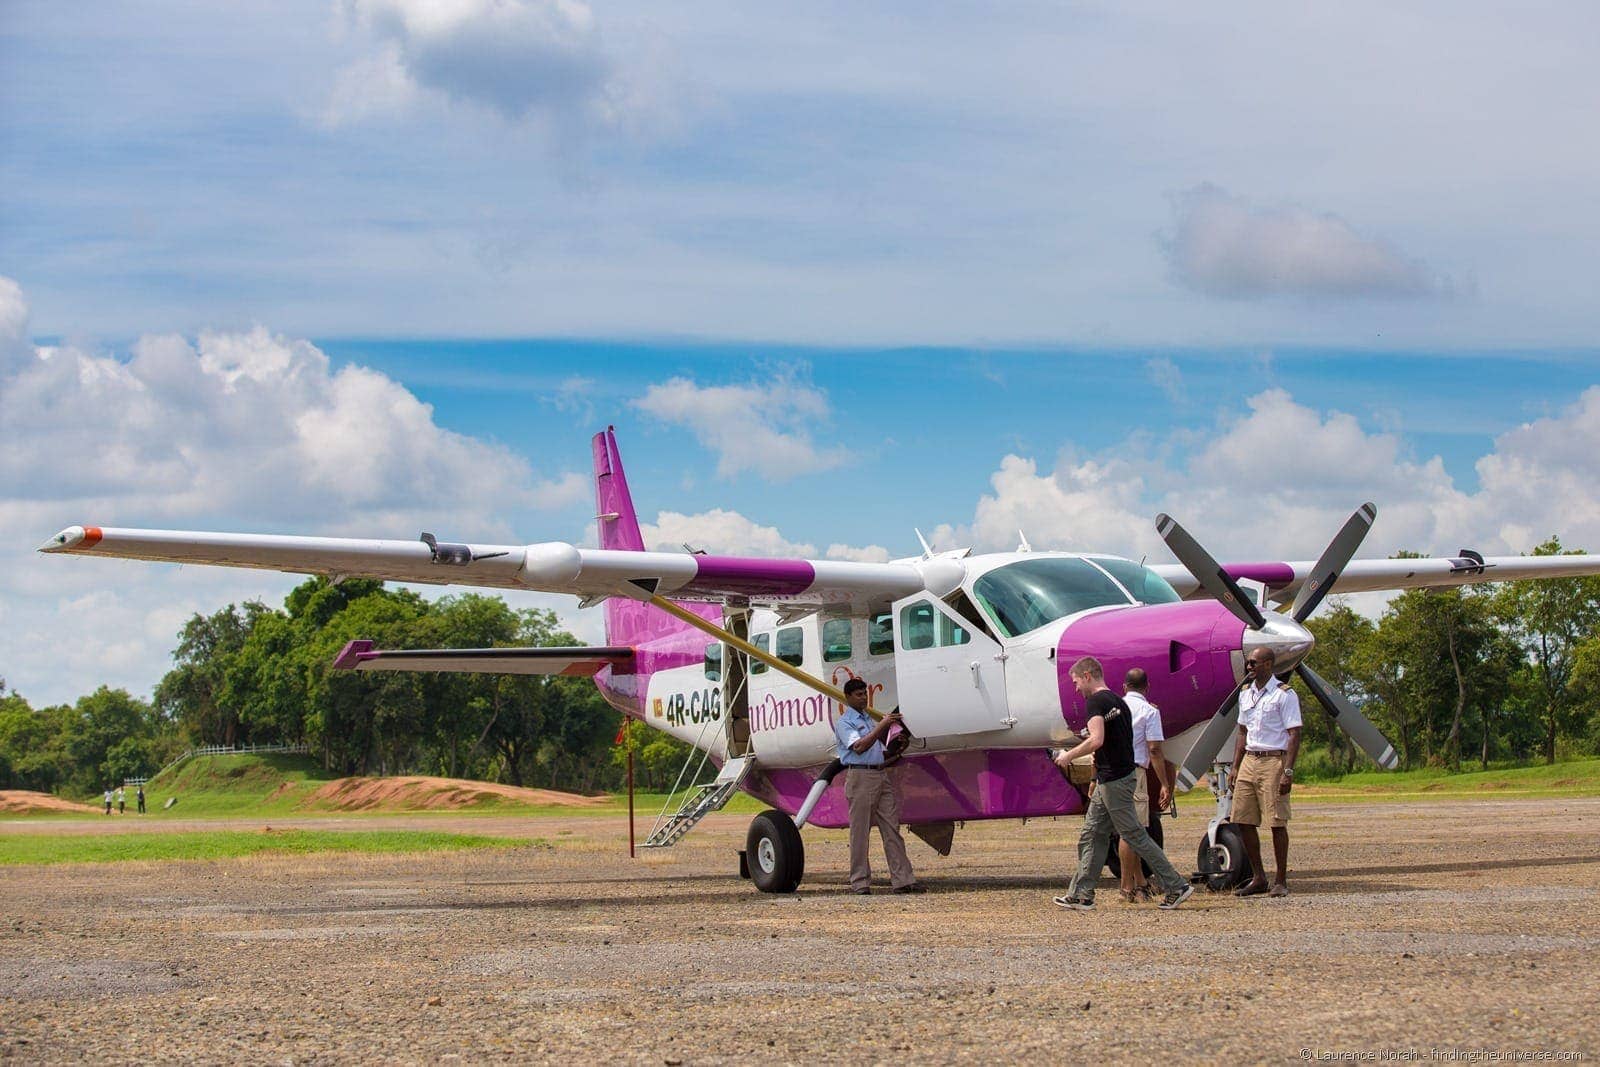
[0,829,524,866]
[1297,757,1600,800]
[1,753,772,822]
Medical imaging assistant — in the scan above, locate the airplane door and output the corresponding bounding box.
[890,594,1012,737]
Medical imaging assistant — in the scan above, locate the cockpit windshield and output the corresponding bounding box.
[971,556,1180,638]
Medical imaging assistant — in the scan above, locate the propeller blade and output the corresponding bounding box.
[1174,687,1243,793]
[1155,513,1267,629]
[1289,502,1378,623]
[1296,663,1400,770]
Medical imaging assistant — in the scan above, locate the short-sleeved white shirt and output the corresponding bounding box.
[1125,691,1164,768]
[1239,677,1303,751]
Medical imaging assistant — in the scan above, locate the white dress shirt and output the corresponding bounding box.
[1125,690,1164,768]
[1239,676,1303,751]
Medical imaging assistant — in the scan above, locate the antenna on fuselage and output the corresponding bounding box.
[914,528,934,559]
[1017,529,1033,553]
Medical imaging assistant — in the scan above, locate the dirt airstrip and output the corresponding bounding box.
[3,797,1599,1063]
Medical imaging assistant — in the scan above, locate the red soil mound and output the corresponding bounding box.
[301,776,609,812]
[0,790,101,815]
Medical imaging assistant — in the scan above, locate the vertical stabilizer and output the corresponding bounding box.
[593,426,646,552]
[591,428,720,649]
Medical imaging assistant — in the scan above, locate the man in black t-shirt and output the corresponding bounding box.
[1051,657,1193,911]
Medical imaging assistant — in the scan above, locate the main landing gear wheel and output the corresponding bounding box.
[1196,823,1250,892]
[746,809,805,893]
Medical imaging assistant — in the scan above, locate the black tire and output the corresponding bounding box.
[1196,823,1250,892]
[746,809,805,893]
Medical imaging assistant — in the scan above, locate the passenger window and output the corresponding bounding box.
[900,603,936,650]
[823,618,853,663]
[751,633,770,674]
[704,642,722,682]
[869,613,894,657]
[776,626,804,667]
[938,615,971,647]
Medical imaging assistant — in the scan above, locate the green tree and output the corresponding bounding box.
[1491,538,1600,763]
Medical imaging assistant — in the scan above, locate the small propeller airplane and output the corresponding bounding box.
[39,428,1600,892]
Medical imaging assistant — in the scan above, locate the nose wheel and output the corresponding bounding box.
[744,809,805,893]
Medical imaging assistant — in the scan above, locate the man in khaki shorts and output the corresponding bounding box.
[1231,647,1301,897]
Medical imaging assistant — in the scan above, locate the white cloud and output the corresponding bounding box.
[633,374,850,481]
[825,543,890,564]
[929,453,1162,559]
[330,0,613,126]
[1164,184,1448,300]
[0,277,589,705]
[1471,386,1600,554]
[640,508,816,558]
[934,387,1600,569]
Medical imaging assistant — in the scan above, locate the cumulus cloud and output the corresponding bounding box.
[825,543,891,563]
[0,276,588,705]
[929,453,1163,560]
[328,0,614,126]
[1471,387,1600,554]
[633,374,851,481]
[931,387,1600,568]
[1164,184,1447,300]
[640,508,816,558]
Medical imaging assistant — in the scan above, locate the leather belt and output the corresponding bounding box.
[845,764,885,770]
[1245,749,1287,757]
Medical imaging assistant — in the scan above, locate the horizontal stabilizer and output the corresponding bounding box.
[332,641,635,676]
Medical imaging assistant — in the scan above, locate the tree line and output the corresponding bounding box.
[0,577,697,798]
[4,539,1600,798]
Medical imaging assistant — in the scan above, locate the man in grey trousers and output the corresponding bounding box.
[833,678,922,895]
[1052,657,1193,911]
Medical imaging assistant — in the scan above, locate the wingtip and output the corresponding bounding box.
[39,525,102,553]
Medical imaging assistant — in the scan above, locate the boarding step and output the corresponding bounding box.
[642,757,754,849]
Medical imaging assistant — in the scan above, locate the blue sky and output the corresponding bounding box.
[4,2,1600,704]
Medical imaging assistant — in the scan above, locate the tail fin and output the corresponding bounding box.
[591,427,720,648]
[593,426,645,552]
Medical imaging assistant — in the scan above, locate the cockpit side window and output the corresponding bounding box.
[1089,557,1182,606]
[972,557,1135,638]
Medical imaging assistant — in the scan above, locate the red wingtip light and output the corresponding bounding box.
[82,526,103,548]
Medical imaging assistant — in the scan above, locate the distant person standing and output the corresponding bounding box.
[1052,657,1192,911]
[1231,646,1302,898]
[1118,668,1176,902]
[116,786,125,814]
[136,784,146,814]
[833,678,922,895]
[103,787,113,815]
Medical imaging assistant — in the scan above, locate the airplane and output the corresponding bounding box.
[38,427,1600,894]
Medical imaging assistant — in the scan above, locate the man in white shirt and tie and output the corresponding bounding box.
[1231,647,1302,898]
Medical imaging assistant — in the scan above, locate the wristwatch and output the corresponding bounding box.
[1282,767,1294,779]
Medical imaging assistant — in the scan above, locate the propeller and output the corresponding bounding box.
[1160,504,1399,789]
[1295,663,1400,770]
[1154,513,1267,629]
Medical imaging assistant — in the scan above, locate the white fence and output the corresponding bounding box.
[151,742,312,780]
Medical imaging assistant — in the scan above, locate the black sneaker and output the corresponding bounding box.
[1052,894,1094,910]
[1158,884,1194,910]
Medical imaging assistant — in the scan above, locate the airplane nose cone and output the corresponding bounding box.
[1244,614,1315,673]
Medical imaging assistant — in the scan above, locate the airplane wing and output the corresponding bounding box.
[38,525,966,610]
[332,640,634,676]
[1151,552,1600,604]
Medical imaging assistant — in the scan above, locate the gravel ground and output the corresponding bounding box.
[3,797,1599,1064]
